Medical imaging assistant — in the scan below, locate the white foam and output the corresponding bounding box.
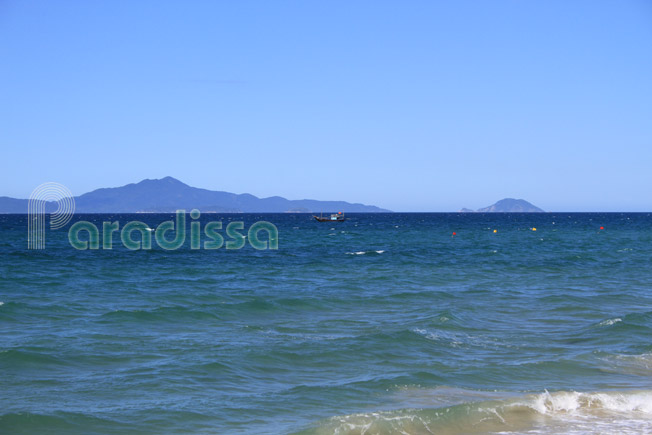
[502,390,652,434]
[0,301,3,306]
[345,250,385,255]
[598,318,622,326]
[315,390,652,435]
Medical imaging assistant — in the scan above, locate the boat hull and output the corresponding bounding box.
[313,216,346,222]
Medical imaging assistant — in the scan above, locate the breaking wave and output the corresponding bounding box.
[298,389,652,434]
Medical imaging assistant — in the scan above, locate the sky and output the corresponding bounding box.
[1,1,651,211]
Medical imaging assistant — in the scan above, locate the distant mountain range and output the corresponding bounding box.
[460,198,545,213]
[0,177,391,213]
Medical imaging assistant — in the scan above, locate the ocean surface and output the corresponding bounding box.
[1,212,652,434]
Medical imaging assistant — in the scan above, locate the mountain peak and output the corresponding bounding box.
[131,177,190,189]
[140,176,185,184]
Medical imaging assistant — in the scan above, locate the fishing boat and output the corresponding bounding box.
[313,212,346,222]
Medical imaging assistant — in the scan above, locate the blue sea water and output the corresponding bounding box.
[1,213,652,434]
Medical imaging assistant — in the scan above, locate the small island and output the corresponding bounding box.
[460,198,545,213]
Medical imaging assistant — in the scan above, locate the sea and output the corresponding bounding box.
[1,212,652,434]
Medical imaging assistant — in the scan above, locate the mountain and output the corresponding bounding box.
[0,197,33,213]
[461,198,545,213]
[0,177,391,213]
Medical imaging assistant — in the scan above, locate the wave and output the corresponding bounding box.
[597,317,622,326]
[411,327,510,351]
[297,389,652,434]
[346,250,385,255]
[600,352,652,376]
[99,306,220,322]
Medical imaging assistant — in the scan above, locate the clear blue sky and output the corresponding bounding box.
[1,1,651,211]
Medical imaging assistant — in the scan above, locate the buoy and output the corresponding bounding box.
[452,232,456,236]
[493,229,497,233]
[532,228,537,231]
[600,226,604,230]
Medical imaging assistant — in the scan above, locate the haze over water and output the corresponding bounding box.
[2,212,652,434]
